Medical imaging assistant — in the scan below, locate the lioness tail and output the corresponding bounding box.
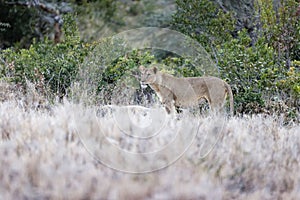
[225,82,234,116]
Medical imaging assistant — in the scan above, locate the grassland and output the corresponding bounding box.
[0,91,299,199]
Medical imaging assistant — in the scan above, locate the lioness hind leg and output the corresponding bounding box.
[208,93,226,114]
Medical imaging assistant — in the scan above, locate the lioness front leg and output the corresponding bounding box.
[162,98,176,115]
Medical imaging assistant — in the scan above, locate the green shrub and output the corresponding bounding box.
[0,14,93,98]
[161,56,203,77]
[256,0,300,62]
[97,50,156,103]
[217,29,285,113]
[172,0,235,52]
[277,61,300,98]
[172,0,299,118]
[100,50,155,87]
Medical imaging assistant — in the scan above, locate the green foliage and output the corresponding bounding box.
[0,2,39,48]
[99,50,155,89]
[94,49,156,104]
[162,56,202,77]
[256,0,300,62]
[0,22,10,32]
[173,0,299,118]
[0,0,298,119]
[217,29,285,113]
[173,0,235,51]
[277,61,300,98]
[0,14,93,97]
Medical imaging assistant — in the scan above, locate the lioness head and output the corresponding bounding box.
[139,66,158,88]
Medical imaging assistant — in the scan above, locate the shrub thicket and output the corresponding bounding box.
[172,0,299,119]
[1,14,93,98]
[0,1,299,120]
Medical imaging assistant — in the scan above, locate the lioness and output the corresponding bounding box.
[139,66,234,115]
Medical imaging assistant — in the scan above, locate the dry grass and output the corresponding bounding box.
[0,96,299,199]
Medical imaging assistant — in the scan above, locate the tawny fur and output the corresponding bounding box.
[139,66,234,115]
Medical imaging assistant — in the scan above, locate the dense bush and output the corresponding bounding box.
[217,29,282,113]
[98,49,156,104]
[1,1,298,120]
[0,14,93,98]
[162,56,201,77]
[256,0,300,62]
[173,0,299,118]
[173,0,235,52]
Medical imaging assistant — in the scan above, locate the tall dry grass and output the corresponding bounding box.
[0,82,299,199]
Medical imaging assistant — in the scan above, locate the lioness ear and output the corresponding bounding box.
[139,65,145,72]
[153,67,157,74]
